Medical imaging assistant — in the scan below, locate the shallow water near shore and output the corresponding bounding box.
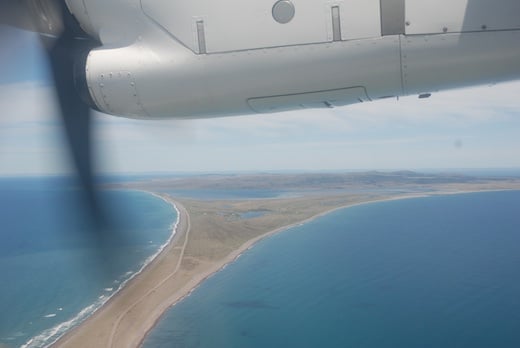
[144,191,520,348]
[0,177,177,348]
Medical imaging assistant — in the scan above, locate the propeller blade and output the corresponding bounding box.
[0,2,32,31]
[48,35,101,222]
[1,1,104,224]
[46,3,106,225]
[0,0,63,36]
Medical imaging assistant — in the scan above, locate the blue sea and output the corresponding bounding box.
[144,190,520,348]
[0,177,177,348]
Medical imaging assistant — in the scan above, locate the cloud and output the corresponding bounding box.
[342,82,520,126]
[2,76,520,174]
[0,82,60,124]
[115,81,520,143]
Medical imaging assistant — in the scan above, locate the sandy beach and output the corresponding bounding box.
[52,192,396,348]
[52,182,520,348]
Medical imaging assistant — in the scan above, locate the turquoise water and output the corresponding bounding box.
[0,177,177,348]
[144,191,520,348]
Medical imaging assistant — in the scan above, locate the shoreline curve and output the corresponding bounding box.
[53,189,519,348]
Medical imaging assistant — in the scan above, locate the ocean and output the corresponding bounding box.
[0,177,177,348]
[143,191,520,348]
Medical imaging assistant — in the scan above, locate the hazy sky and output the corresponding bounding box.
[1,28,520,175]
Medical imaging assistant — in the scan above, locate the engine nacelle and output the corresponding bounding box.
[82,36,401,119]
[69,0,520,119]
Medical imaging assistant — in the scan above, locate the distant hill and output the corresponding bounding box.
[117,171,485,191]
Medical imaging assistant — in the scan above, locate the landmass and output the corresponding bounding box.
[53,171,520,348]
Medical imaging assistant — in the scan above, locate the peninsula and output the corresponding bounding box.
[53,171,520,347]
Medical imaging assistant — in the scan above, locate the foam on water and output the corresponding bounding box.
[0,179,178,348]
[19,195,181,348]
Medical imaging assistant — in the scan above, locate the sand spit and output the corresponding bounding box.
[53,185,520,348]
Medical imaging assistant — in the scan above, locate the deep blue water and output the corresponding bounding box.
[0,177,177,348]
[144,191,520,348]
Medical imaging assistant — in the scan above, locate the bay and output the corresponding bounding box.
[144,191,520,348]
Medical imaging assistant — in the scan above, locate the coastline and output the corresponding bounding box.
[52,188,520,348]
[49,193,185,348]
[18,190,180,348]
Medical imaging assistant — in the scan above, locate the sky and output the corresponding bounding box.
[1,28,520,176]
